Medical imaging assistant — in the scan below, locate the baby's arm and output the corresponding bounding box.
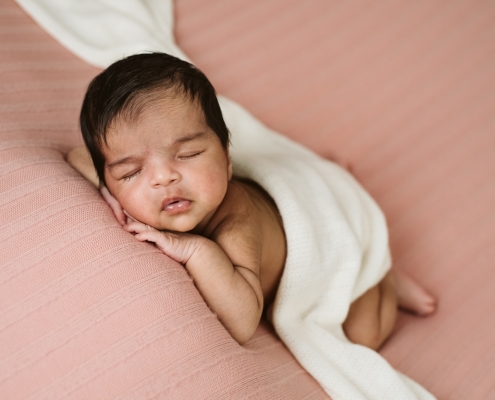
[125,221,264,345]
[67,146,263,342]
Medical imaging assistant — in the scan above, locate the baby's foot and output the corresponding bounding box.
[394,270,436,316]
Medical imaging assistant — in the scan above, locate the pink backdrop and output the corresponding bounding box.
[174,2,495,396]
[1,0,495,398]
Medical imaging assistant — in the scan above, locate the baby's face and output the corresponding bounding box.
[102,95,231,232]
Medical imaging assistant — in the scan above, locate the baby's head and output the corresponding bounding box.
[80,53,232,232]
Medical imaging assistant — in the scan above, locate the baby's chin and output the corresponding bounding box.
[152,218,199,233]
[122,212,195,233]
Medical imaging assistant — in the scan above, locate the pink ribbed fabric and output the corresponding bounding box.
[0,1,326,399]
[3,0,495,398]
[175,0,495,399]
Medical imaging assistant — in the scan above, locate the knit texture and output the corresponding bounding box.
[0,1,326,398]
[3,0,495,398]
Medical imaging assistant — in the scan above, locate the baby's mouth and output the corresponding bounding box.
[162,198,191,214]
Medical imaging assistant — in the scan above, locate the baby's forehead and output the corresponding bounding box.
[102,96,210,154]
[109,91,204,131]
[130,88,200,118]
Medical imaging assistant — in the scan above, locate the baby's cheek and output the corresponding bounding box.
[203,167,228,195]
[118,190,149,223]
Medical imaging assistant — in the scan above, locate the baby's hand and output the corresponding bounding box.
[124,221,206,265]
[100,186,129,226]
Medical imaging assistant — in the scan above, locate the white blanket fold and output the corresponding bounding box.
[16,1,436,398]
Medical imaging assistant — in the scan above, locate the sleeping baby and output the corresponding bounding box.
[68,52,435,346]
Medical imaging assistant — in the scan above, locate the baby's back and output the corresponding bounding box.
[202,178,286,306]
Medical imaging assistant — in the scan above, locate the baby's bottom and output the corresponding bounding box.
[343,270,436,350]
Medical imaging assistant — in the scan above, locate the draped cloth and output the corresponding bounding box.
[15,1,435,398]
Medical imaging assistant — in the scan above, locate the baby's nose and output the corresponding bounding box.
[150,162,180,187]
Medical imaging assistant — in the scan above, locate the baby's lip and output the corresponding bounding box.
[162,197,191,214]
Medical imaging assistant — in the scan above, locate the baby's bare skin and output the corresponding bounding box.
[68,93,436,347]
[68,139,288,305]
[120,178,286,344]
[69,142,436,348]
[68,95,288,344]
[200,179,287,307]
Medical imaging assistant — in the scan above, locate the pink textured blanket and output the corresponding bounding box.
[2,0,495,399]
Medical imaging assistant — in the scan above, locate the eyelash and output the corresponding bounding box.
[120,151,203,181]
[179,151,203,160]
[122,170,140,182]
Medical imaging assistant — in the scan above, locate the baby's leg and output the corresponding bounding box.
[66,146,99,187]
[343,272,397,350]
[343,270,436,350]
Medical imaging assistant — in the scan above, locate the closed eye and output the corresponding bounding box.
[178,151,203,160]
[121,169,141,182]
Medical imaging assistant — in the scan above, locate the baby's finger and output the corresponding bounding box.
[123,221,145,233]
[134,230,169,249]
[124,221,155,234]
[133,230,202,265]
[134,231,154,243]
[123,210,137,224]
[100,186,126,225]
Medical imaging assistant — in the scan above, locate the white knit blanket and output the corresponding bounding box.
[16,1,436,398]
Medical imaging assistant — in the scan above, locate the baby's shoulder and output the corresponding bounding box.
[209,180,263,240]
[205,180,265,267]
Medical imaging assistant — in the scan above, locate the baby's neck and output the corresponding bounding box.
[189,180,242,237]
[190,209,219,235]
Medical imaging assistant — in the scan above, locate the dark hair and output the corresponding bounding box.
[80,52,230,186]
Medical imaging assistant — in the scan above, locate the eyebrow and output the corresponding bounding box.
[106,131,208,170]
[106,156,139,170]
[174,131,208,144]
